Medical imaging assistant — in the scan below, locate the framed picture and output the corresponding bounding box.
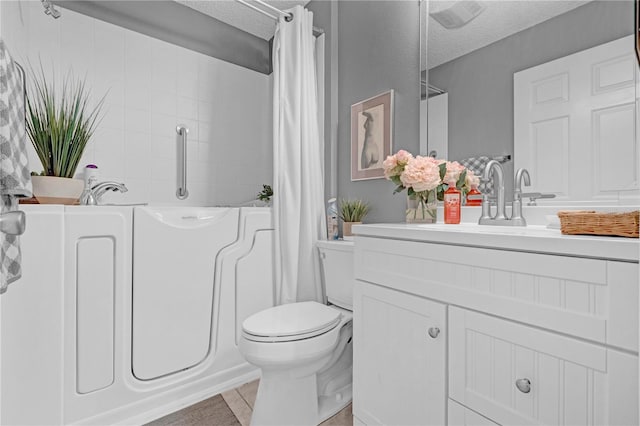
[350,90,393,181]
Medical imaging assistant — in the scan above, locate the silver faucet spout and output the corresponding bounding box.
[80,181,128,205]
[92,181,128,200]
[511,168,531,226]
[481,160,506,221]
[515,168,531,191]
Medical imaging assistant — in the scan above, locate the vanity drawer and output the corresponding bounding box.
[355,237,638,351]
[449,307,638,426]
[448,400,498,426]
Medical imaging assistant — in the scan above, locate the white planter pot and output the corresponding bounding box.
[31,176,84,205]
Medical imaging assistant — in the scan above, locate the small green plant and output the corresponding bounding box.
[257,184,273,202]
[26,64,106,178]
[339,198,370,223]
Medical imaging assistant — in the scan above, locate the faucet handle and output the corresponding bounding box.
[521,192,556,206]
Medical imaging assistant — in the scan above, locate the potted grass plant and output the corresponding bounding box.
[26,65,105,204]
[339,198,370,240]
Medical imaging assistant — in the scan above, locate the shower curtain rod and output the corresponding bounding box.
[235,0,325,37]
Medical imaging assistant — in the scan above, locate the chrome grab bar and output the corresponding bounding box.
[176,125,189,200]
[0,211,26,236]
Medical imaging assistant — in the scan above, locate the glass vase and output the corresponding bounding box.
[406,191,437,224]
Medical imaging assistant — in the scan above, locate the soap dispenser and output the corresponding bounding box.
[444,180,461,224]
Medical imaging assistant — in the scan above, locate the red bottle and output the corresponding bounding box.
[444,181,461,224]
[466,185,482,206]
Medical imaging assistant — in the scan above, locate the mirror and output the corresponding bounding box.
[421,0,639,203]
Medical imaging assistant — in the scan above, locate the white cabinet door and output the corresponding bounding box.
[353,281,446,425]
[449,307,638,426]
[514,35,639,203]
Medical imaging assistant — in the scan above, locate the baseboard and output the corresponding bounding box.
[77,367,260,425]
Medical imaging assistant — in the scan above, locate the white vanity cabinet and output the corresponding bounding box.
[352,228,639,426]
[450,307,637,426]
[353,281,446,426]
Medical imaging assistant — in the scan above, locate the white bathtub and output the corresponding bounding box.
[2,205,274,425]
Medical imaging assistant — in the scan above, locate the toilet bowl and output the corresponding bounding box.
[238,240,354,426]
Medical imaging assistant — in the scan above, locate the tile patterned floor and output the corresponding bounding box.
[147,380,352,426]
[147,394,240,426]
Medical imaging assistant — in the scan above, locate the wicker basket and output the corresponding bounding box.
[557,210,639,238]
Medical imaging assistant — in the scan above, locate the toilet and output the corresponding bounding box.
[239,240,354,426]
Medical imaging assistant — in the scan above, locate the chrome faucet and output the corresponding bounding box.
[511,168,531,226]
[479,160,508,225]
[477,165,556,226]
[80,181,128,205]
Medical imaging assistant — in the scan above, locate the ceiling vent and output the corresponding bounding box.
[430,1,486,29]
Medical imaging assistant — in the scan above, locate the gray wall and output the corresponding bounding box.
[429,1,634,196]
[333,1,421,223]
[306,1,338,204]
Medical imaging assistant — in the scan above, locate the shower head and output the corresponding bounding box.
[41,0,61,19]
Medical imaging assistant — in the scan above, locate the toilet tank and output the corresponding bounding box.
[317,240,355,310]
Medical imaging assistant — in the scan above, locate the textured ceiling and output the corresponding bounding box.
[428,0,592,69]
[176,0,309,40]
[177,1,592,67]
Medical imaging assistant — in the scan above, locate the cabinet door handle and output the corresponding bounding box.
[428,327,440,338]
[515,378,531,393]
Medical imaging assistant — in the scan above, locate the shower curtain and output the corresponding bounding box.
[273,6,326,305]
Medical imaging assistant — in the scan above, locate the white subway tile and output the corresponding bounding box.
[92,128,125,155]
[151,112,178,138]
[151,90,177,116]
[197,141,212,164]
[150,179,177,203]
[125,108,151,135]
[198,100,215,123]
[186,139,199,163]
[177,96,198,121]
[151,135,176,160]
[94,150,126,180]
[125,79,151,111]
[151,158,176,182]
[198,122,213,144]
[177,70,199,100]
[195,160,212,183]
[124,155,152,181]
[100,104,126,130]
[125,131,152,158]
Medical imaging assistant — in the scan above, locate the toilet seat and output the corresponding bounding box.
[242,301,342,343]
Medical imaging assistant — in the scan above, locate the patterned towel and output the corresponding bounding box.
[0,39,32,293]
[460,156,494,194]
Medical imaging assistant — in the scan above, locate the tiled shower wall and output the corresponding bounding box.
[1,1,272,205]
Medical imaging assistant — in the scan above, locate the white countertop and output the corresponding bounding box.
[353,221,639,262]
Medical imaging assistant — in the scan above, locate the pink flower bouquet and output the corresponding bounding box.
[383,150,478,222]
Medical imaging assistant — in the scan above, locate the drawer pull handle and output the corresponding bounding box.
[515,378,531,393]
[428,327,440,338]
